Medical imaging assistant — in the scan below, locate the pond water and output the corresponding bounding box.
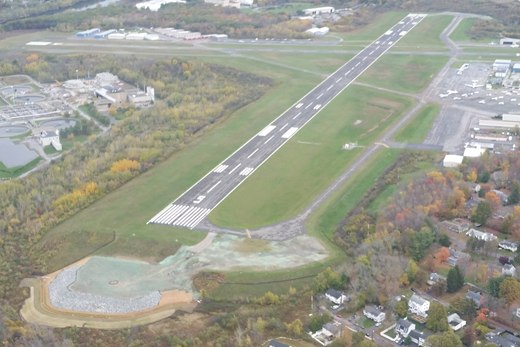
[40,119,77,129]
[0,126,29,137]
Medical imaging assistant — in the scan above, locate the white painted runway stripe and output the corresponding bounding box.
[279,123,288,131]
[247,148,259,159]
[281,127,299,139]
[228,163,241,174]
[295,103,303,109]
[207,180,221,193]
[327,85,333,91]
[258,125,276,137]
[344,72,349,76]
[160,205,189,224]
[337,77,342,83]
[317,93,323,99]
[185,209,211,229]
[355,62,360,67]
[293,112,301,119]
[154,204,184,224]
[149,204,174,223]
[213,164,228,173]
[174,207,198,226]
[239,167,254,176]
[305,102,313,109]
[181,208,206,227]
[264,135,274,144]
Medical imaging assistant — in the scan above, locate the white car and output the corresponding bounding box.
[462,93,468,97]
[499,102,505,105]
[454,97,461,100]
[499,96,504,99]
[475,91,479,94]
[492,97,498,100]
[375,322,382,327]
[512,99,517,101]
[479,100,486,104]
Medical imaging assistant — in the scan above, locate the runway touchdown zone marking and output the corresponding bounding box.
[213,165,228,173]
[239,167,255,176]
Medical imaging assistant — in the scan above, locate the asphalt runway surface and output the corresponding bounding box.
[148,13,428,230]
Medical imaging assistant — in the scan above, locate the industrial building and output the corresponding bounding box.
[472,133,509,142]
[154,28,202,39]
[303,7,335,15]
[76,28,100,37]
[464,146,486,158]
[493,59,511,71]
[204,0,240,8]
[306,27,330,36]
[513,63,520,73]
[126,32,148,40]
[500,38,520,46]
[37,129,62,151]
[108,33,126,40]
[94,29,117,39]
[443,155,464,168]
[135,0,186,11]
[210,34,228,41]
[144,34,159,40]
[480,119,520,128]
[502,114,520,122]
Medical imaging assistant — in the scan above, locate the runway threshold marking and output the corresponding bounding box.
[247,148,259,158]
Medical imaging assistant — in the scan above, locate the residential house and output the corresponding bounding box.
[440,220,469,233]
[447,313,466,331]
[409,330,431,346]
[494,209,510,219]
[466,229,498,241]
[325,289,347,305]
[409,294,430,316]
[447,248,469,267]
[504,334,520,346]
[269,341,291,347]
[486,334,516,347]
[395,319,415,338]
[503,264,516,276]
[492,189,509,204]
[427,272,446,286]
[363,306,386,323]
[466,291,484,308]
[322,322,341,339]
[466,182,481,193]
[499,240,518,252]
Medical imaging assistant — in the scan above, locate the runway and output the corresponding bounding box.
[148,13,427,230]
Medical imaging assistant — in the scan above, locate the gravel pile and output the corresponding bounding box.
[49,266,162,314]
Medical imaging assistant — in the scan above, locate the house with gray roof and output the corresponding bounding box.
[409,329,431,346]
[363,305,385,322]
[325,288,347,305]
[395,319,415,337]
[409,294,430,316]
[466,229,497,241]
[427,272,446,286]
[466,290,484,307]
[499,240,518,252]
[486,334,516,347]
[503,264,516,276]
[492,189,509,204]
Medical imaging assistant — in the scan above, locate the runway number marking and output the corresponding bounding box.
[193,196,206,204]
[247,148,259,158]
[207,181,221,193]
[229,163,241,174]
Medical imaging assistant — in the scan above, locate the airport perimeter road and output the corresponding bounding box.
[148,13,427,230]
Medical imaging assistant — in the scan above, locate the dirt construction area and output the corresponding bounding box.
[20,234,328,327]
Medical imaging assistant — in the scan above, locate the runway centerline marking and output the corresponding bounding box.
[293,112,302,119]
[317,93,324,99]
[279,123,289,131]
[247,148,259,158]
[327,85,333,91]
[207,180,221,193]
[337,77,343,83]
[305,102,313,109]
[264,135,274,144]
[228,163,241,174]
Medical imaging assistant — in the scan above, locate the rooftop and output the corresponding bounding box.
[409,294,427,306]
[325,288,342,299]
[397,318,413,329]
[269,340,291,347]
[364,305,383,316]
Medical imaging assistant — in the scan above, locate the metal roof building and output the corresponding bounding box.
[94,29,117,38]
[514,63,520,73]
[303,6,335,15]
[493,59,512,71]
[76,28,100,37]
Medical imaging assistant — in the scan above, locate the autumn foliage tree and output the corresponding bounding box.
[110,159,140,174]
[436,247,450,263]
[499,277,520,305]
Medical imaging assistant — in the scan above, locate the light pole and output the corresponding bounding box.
[76,69,79,81]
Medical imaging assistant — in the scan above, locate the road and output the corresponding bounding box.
[147,13,428,230]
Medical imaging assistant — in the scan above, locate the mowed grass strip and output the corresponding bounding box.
[41,57,324,266]
[449,18,495,43]
[393,103,441,143]
[392,15,453,52]
[335,12,408,43]
[357,55,450,93]
[240,51,353,75]
[209,85,415,229]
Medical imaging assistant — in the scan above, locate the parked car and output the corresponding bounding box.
[337,314,342,318]
[332,305,340,310]
[375,322,381,327]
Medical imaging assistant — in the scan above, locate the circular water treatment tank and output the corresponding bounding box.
[13,94,45,103]
[0,125,29,137]
[0,85,31,95]
[40,118,77,129]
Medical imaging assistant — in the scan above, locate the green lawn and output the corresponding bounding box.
[0,156,41,179]
[209,86,415,229]
[393,103,441,142]
[358,55,450,93]
[450,18,495,43]
[393,15,453,52]
[252,2,314,14]
[362,317,375,328]
[240,51,353,75]
[0,30,70,52]
[335,12,407,43]
[463,47,520,54]
[43,145,59,155]
[41,56,325,269]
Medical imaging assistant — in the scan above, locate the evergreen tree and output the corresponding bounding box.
[447,265,464,293]
[508,181,520,205]
[471,201,492,226]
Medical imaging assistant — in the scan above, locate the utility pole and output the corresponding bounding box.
[76,69,79,81]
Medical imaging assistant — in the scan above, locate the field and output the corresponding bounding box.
[0,156,41,179]
[449,18,495,43]
[244,2,313,14]
[357,55,450,93]
[262,338,316,347]
[0,30,70,52]
[335,12,407,43]
[240,51,352,75]
[209,85,415,229]
[41,57,325,269]
[393,103,442,142]
[392,15,453,52]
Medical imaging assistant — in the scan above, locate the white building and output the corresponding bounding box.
[363,306,386,323]
[427,272,446,286]
[447,313,466,331]
[135,0,186,11]
[409,330,430,346]
[501,38,520,46]
[204,0,240,8]
[503,264,516,276]
[493,59,511,71]
[126,32,148,40]
[306,27,330,36]
[466,229,498,241]
[37,130,61,150]
[144,34,160,41]
[443,155,463,168]
[303,6,335,15]
[409,294,430,316]
[464,146,486,158]
[395,319,415,338]
[325,288,346,305]
[499,240,518,252]
[108,33,126,40]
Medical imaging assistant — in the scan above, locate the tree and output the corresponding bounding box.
[499,277,520,305]
[499,214,515,234]
[411,230,435,262]
[431,279,447,297]
[309,312,332,332]
[477,264,488,283]
[499,256,510,265]
[488,276,506,298]
[461,298,478,320]
[424,254,436,272]
[394,299,409,318]
[461,326,477,346]
[404,336,412,345]
[467,170,477,183]
[425,330,463,347]
[328,339,348,347]
[399,273,410,286]
[447,265,464,293]
[436,247,450,263]
[407,259,419,282]
[352,331,365,345]
[415,271,428,288]
[285,319,303,337]
[508,181,520,205]
[426,302,449,332]
[485,191,502,211]
[439,234,451,247]
[471,201,493,226]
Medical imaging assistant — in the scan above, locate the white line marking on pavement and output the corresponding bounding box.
[281,127,299,139]
[305,102,313,109]
[247,148,259,158]
[327,85,333,91]
[228,163,241,174]
[257,125,276,136]
[293,112,301,119]
[186,209,211,229]
[295,103,303,109]
[182,208,208,227]
[313,104,321,110]
[213,164,228,173]
[239,167,254,176]
[362,57,367,61]
[279,123,288,131]
[317,93,324,99]
[344,71,349,76]
[207,180,221,193]
[355,62,360,67]
[193,195,205,204]
[337,77,342,83]
[264,135,274,144]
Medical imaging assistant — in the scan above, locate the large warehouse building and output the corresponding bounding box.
[501,38,520,45]
[77,28,100,37]
[94,29,117,38]
[493,59,512,71]
[503,114,520,122]
[303,6,335,15]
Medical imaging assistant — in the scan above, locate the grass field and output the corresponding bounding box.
[392,15,453,52]
[393,103,441,142]
[0,31,70,52]
[262,338,315,347]
[0,156,41,179]
[463,47,520,54]
[209,86,415,229]
[357,55,449,93]
[240,51,353,75]
[245,2,312,14]
[41,57,325,269]
[335,12,407,43]
[449,18,495,43]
